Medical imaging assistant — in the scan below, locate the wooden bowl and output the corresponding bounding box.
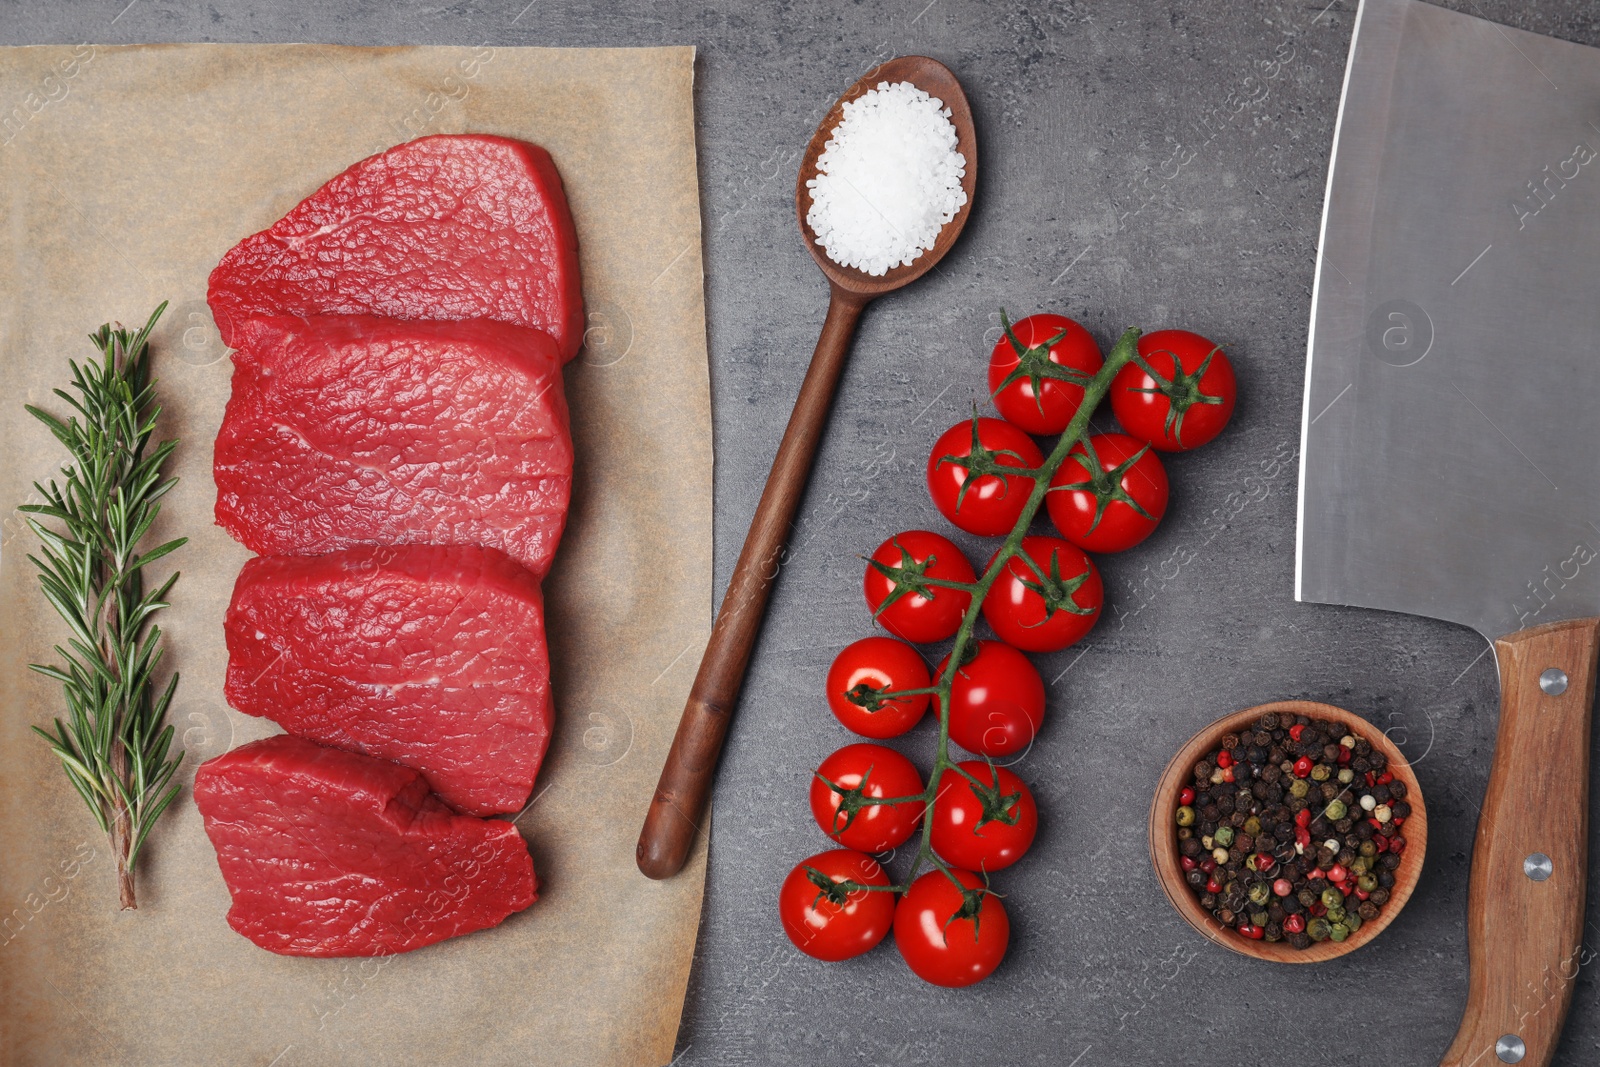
[1147,700,1427,963]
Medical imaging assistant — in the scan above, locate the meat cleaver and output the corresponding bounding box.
[1299,0,1600,1063]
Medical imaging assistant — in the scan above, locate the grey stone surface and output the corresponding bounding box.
[6,1,1600,1064]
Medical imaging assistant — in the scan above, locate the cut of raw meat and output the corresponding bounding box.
[213,314,573,578]
[224,545,553,816]
[207,134,585,362]
[193,734,536,957]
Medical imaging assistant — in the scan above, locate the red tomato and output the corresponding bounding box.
[935,640,1045,757]
[982,536,1103,652]
[779,849,895,961]
[809,743,926,852]
[893,869,1010,987]
[826,637,931,739]
[987,312,1104,434]
[1111,329,1237,451]
[1046,431,1169,553]
[863,531,976,644]
[926,417,1045,536]
[930,762,1038,872]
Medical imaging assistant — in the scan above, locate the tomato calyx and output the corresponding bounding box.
[843,681,894,713]
[803,864,859,908]
[938,866,998,937]
[1053,435,1156,535]
[1015,548,1096,621]
[865,540,971,621]
[989,308,1092,417]
[1128,345,1226,447]
[815,766,923,838]
[935,411,1035,511]
[954,764,1024,832]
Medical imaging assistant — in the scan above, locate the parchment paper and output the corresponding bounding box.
[0,44,710,1067]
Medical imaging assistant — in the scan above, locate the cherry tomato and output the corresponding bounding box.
[935,640,1045,757]
[987,312,1104,434]
[930,761,1039,872]
[926,417,1045,536]
[809,743,926,852]
[982,536,1103,652]
[1111,329,1237,451]
[1046,431,1169,553]
[863,531,976,644]
[826,637,931,739]
[893,869,1010,987]
[779,849,895,961]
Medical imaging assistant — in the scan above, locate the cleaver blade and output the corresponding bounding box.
[1299,1,1600,1064]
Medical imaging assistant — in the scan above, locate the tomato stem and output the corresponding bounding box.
[870,327,1143,895]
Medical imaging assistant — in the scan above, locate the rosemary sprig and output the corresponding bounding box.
[20,302,186,911]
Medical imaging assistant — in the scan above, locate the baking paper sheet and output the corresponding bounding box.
[0,43,710,1067]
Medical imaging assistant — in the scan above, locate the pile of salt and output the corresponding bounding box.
[805,81,967,277]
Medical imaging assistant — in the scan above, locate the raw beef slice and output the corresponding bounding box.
[193,734,536,957]
[214,314,573,578]
[225,545,554,816]
[207,134,585,362]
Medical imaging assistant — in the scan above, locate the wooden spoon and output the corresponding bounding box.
[636,56,978,880]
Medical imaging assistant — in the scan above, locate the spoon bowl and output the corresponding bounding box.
[795,54,978,299]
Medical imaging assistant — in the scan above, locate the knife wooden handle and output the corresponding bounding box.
[1441,616,1599,1067]
[636,288,868,881]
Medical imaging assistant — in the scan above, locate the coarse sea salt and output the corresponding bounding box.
[805,80,967,277]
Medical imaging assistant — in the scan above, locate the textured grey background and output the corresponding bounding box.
[5,1,1600,1065]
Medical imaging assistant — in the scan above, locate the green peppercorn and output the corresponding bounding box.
[1345,911,1363,934]
[1249,882,1271,906]
[1244,816,1262,836]
[1325,799,1348,821]
[1359,872,1379,893]
[1359,840,1377,858]
[1351,856,1372,875]
[1311,763,1332,782]
[1176,805,1196,827]
[1326,904,1346,924]
[1337,767,1355,784]
[1214,826,1236,847]
[1251,908,1270,927]
[1321,887,1345,909]
[1329,922,1350,942]
[1307,917,1332,942]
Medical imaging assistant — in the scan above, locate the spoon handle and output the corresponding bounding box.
[637,287,868,880]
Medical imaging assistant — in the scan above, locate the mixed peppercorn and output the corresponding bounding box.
[1173,712,1411,949]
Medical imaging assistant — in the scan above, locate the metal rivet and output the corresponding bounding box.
[1524,853,1553,882]
[1539,668,1568,695]
[1496,1034,1526,1063]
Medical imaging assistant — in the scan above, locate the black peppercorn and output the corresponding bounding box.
[1337,849,1356,869]
[1388,780,1407,800]
[1194,760,1214,780]
[1369,752,1387,770]
[1392,801,1411,819]
[1258,713,1280,730]
[1186,869,1207,888]
[1369,888,1390,906]
[1358,901,1379,922]
[1253,730,1273,748]
[1220,733,1240,750]
[1379,853,1401,870]
[1351,756,1371,774]
[1265,921,1284,942]
[1288,931,1312,950]
[1180,837,1203,858]
[1378,871,1396,889]
[1281,895,1302,915]
[1246,745,1268,764]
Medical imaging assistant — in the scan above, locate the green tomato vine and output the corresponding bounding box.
[810,326,1143,911]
